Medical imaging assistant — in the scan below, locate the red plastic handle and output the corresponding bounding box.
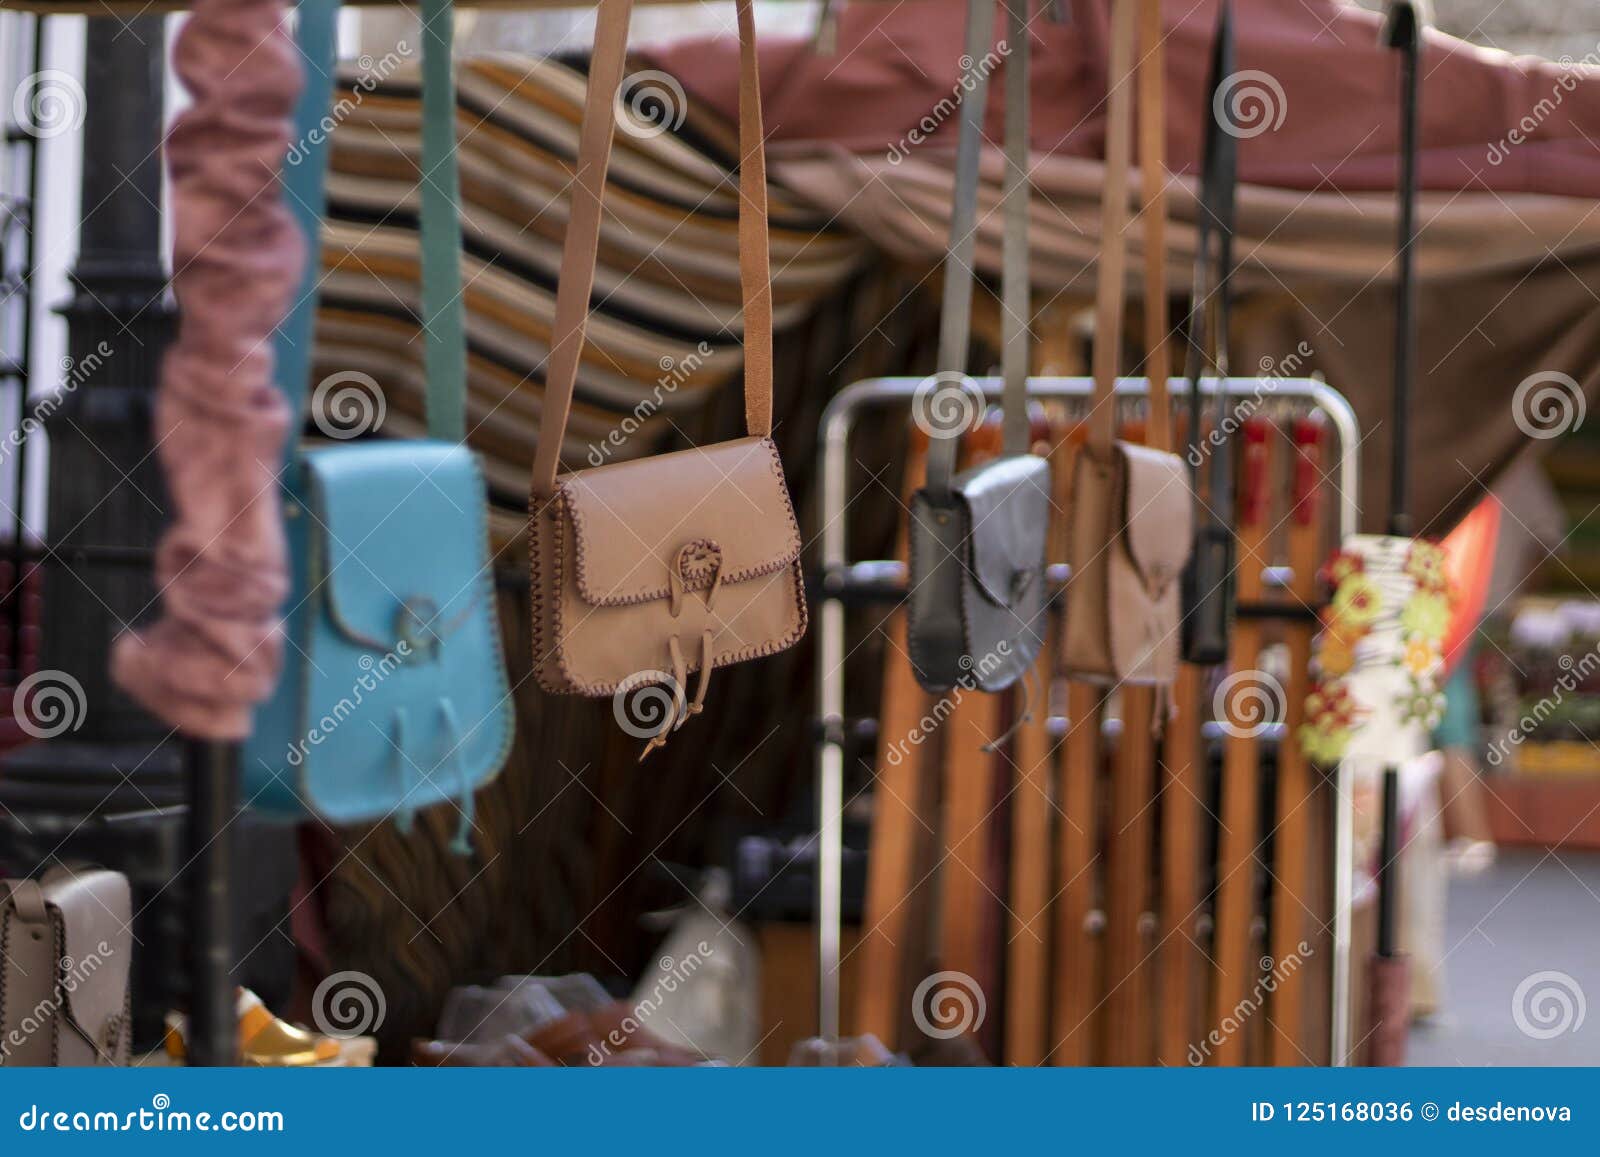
[1292,414,1326,527]
[1241,416,1271,528]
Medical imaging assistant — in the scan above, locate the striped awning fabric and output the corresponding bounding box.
[310,53,866,505]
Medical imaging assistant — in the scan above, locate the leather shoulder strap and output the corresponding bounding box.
[420,0,467,443]
[1183,0,1237,434]
[1137,0,1170,452]
[0,878,48,924]
[530,0,772,497]
[274,0,467,448]
[272,0,341,462]
[1089,0,1168,455]
[926,0,1036,496]
[999,0,1032,459]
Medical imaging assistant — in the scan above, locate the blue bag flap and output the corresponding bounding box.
[307,441,487,655]
[286,440,512,832]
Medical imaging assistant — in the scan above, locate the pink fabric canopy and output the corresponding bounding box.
[648,0,1600,535]
[653,0,1600,197]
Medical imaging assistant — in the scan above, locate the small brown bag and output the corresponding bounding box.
[528,0,805,756]
[0,866,132,1066]
[1060,0,1193,685]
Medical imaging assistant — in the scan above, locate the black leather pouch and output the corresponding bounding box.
[907,454,1050,693]
[902,0,1046,696]
[1182,521,1234,666]
[1179,0,1240,667]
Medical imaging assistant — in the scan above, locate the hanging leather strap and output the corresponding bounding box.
[925,0,1033,499]
[1137,0,1170,452]
[530,0,772,498]
[1383,0,1423,537]
[273,0,341,461]
[1184,0,1238,489]
[999,0,1032,459]
[274,0,467,448]
[1088,0,1169,457]
[0,878,49,924]
[420,0,466,443]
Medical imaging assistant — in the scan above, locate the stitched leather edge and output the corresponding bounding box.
[0,902,62,1065]
[298,447,516,818]
[905,488,978,693]
[551,558,807,696]
[532,436,809,697]
[559,438,804,608]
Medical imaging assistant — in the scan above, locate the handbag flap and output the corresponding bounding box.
[41,868,131,1051]
[556,436,802,607]
[955,454,1051,608]
[1116,442,1193,597]
[304,442,490,652]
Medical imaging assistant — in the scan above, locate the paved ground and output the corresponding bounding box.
[1409,849,1600,1065]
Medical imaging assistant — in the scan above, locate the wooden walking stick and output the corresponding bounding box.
[1046,410,1102,1066]
[1208,416,1273,1065]
[1158,668,1205,1067]
[1159,0,1238,1066]
[1267,414,1326,1064]
[1053,528,1103,1065]
[856,429,937,1049]
[933,420,1007,1053]
[1005,480,1057,1066]
[1029,307,1099,1067]
[998,0,1054,1068]
[1103,0,1172,1067]
[989,0,1054,1068]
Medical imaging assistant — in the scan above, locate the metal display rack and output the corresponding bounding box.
[813,374,1364,1065]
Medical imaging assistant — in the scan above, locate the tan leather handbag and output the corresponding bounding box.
[1060,0,1193,686]
[528,0,805,757]
[0,867,132,1066]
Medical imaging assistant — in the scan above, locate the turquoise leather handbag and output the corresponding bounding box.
[243,0,512,851]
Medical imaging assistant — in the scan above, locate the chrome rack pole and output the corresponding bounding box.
[814,391,852,1047]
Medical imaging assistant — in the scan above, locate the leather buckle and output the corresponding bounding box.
[669,541,726,618]
[395,597,442,663]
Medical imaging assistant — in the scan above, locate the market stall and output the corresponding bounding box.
[2,0,1598,1072]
